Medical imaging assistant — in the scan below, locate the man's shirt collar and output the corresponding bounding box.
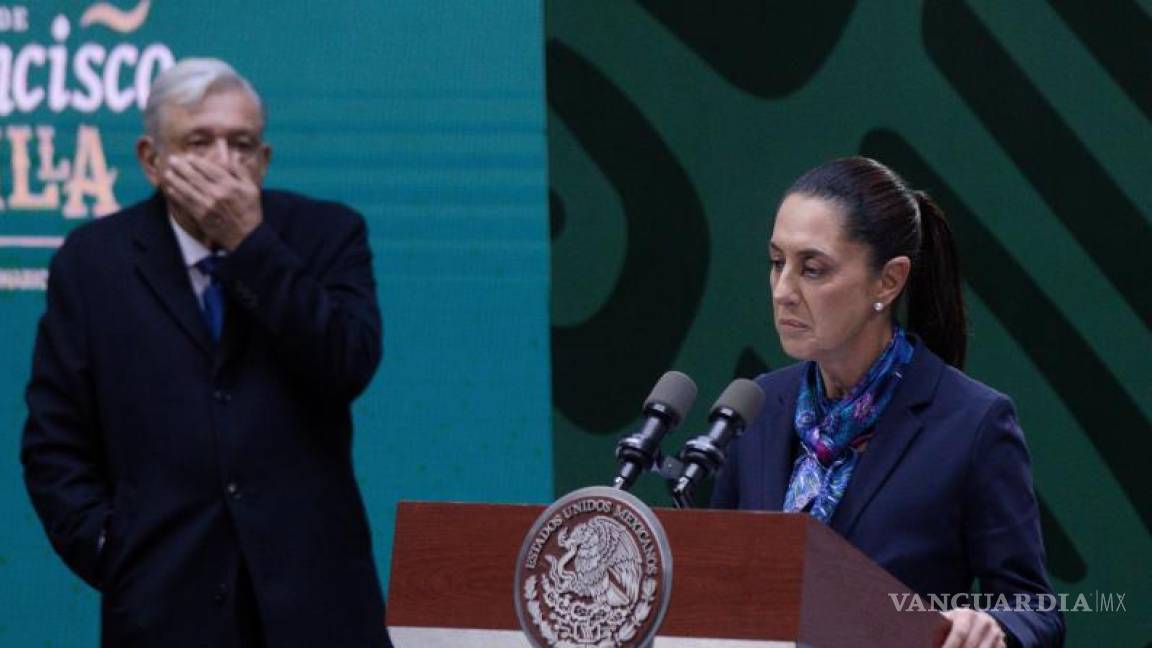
[168,214,215,268]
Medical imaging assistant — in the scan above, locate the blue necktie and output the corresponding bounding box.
[195,256,225,342]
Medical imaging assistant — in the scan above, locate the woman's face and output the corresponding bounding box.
[769,194,892,366]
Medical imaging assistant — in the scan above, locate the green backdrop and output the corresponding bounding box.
[547,1,1150,645]
[0,1,550,645]
[1,1,1149,646]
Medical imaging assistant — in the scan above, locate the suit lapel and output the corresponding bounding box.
[762,387,798,509]
[215,301,250,371]
[213,197,280,370]
[752,365,806,510]
[829,343,945,537]
[132,193,214,358]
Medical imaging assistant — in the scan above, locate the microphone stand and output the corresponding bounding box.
[670,488,695,509]
[655,453,696,509]
[668,403,748,509]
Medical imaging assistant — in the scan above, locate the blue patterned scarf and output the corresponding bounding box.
[783,326,915,522]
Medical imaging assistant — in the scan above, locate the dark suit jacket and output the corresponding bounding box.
[712,341,1064,647]
[22,190,390,647]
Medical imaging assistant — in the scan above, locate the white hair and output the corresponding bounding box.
[143,57,264,140]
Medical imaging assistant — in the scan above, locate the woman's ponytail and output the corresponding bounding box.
[907,191,967,368]
[787,158,968,368]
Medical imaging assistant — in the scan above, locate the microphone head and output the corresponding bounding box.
[711,378,766,425]
[643,370,698,424]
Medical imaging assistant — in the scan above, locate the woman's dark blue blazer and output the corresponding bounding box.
[712,339,1065,647]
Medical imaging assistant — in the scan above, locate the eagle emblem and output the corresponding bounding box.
[516,487,671,648]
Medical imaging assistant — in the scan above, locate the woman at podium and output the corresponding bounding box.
[711,157,1064,648]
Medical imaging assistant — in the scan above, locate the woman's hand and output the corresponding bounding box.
[941,608,1007,648]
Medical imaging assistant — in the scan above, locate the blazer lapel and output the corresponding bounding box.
[132,194,214,358]
[762,389,797,509]
[757,367,804,510]
[213,198,278,371]
[214,302,251,372]
[829,343,946,537]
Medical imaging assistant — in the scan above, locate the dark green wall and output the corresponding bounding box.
[546,2,1151,644]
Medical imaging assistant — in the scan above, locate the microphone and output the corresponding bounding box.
[671,379,766,504]
[611,371,698,491]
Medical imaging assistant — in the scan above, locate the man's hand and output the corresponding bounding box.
[941,608,1007,648]
[163,154,262,252]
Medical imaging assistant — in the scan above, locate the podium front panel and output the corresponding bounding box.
[388,501,945,646]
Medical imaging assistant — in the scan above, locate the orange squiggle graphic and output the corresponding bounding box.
[79,0,152,33]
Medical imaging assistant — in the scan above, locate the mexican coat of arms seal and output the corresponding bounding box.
[514,486,673,648]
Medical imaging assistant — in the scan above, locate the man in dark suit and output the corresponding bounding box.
[21,58,392,647]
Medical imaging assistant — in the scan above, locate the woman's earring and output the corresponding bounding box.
[873,301,884,312]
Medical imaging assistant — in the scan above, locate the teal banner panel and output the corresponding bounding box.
[546,1,1150,645]
[0,1,550,645]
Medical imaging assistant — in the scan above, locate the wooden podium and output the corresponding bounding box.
[388,502,949,647]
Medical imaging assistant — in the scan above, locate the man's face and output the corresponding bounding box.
[138,86,271,190]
